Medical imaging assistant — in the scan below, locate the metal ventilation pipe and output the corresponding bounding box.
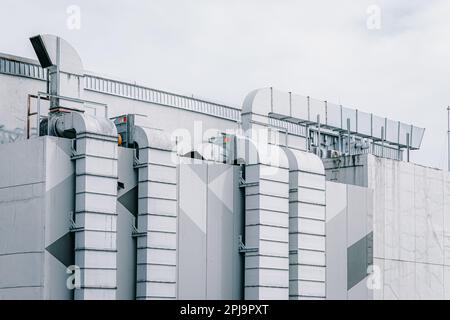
[133,127,178,300]
[242,89,291,299]
[53,112,119,299]
[283,148,326,300]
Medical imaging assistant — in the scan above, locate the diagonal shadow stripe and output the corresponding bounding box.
[188,163,208,185]
[45,232,75,268]
[118,185,138,218]
[347,231,374,290]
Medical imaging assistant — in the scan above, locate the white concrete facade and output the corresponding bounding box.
[325,154,450,300]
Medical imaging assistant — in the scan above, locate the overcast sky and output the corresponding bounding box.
[1,0,449,169]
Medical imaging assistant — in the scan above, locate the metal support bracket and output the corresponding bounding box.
[132,225,147,238]
[71,153,85,160]
[238,235,258,253]
[133,157,148,169]
[239,176,259,188]
[69,211,84,232]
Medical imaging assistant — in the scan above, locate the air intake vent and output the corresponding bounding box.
[29,35,53,68]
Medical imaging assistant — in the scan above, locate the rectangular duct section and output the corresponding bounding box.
[72,128,119,299]
[134,127,178,300]
[51,112,119,300]
[284,149,327,300]
[244,163,290,299]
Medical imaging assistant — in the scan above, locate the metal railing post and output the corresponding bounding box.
[448,106,450,171]
[270,87,273,114]
[406,132,410,163]
[37,94,41,137]
[317,115,321,157]
[347,118,351,155]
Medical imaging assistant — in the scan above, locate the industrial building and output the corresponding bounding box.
[0,34,449,300]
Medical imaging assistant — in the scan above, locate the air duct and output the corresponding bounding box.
[53,111,119,299]
[242,89,290,300]
[30,34,84,109]
[133,127,178,300]
[242,88,327,300]
[283,148,326,299]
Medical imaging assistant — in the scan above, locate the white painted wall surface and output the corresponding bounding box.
[367,155,450,300]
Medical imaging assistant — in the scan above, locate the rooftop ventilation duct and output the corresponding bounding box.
[29,35,53,68]
[52,111,119,299]
[29,34,84,109]
[133,127,178,299]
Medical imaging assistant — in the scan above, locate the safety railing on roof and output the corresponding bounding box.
[84,75,242,122]
[26,92,109,139]
[0,56,47,81]
[1,55,421,149]
[0,55,244,123]
[269,117,307,137]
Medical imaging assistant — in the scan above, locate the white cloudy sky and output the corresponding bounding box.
[1,0,450,169]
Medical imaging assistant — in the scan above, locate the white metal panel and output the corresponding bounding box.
[178,163,207,299]
[0,253,43,288]
[347,185,369,247]
[206,164,239,299]
[325,181,347,300]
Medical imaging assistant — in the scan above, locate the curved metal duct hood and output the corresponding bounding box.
[30,34,85,109]
[30,34,84,76]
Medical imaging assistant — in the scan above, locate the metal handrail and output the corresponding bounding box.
[84,74,241,122]
[36,91,108,121]
[27,92,109,138]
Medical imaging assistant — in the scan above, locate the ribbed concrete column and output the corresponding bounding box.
[284,148,326,300]
[244,146,290,299]
[56,112,119,300]
[134,127,178,300]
